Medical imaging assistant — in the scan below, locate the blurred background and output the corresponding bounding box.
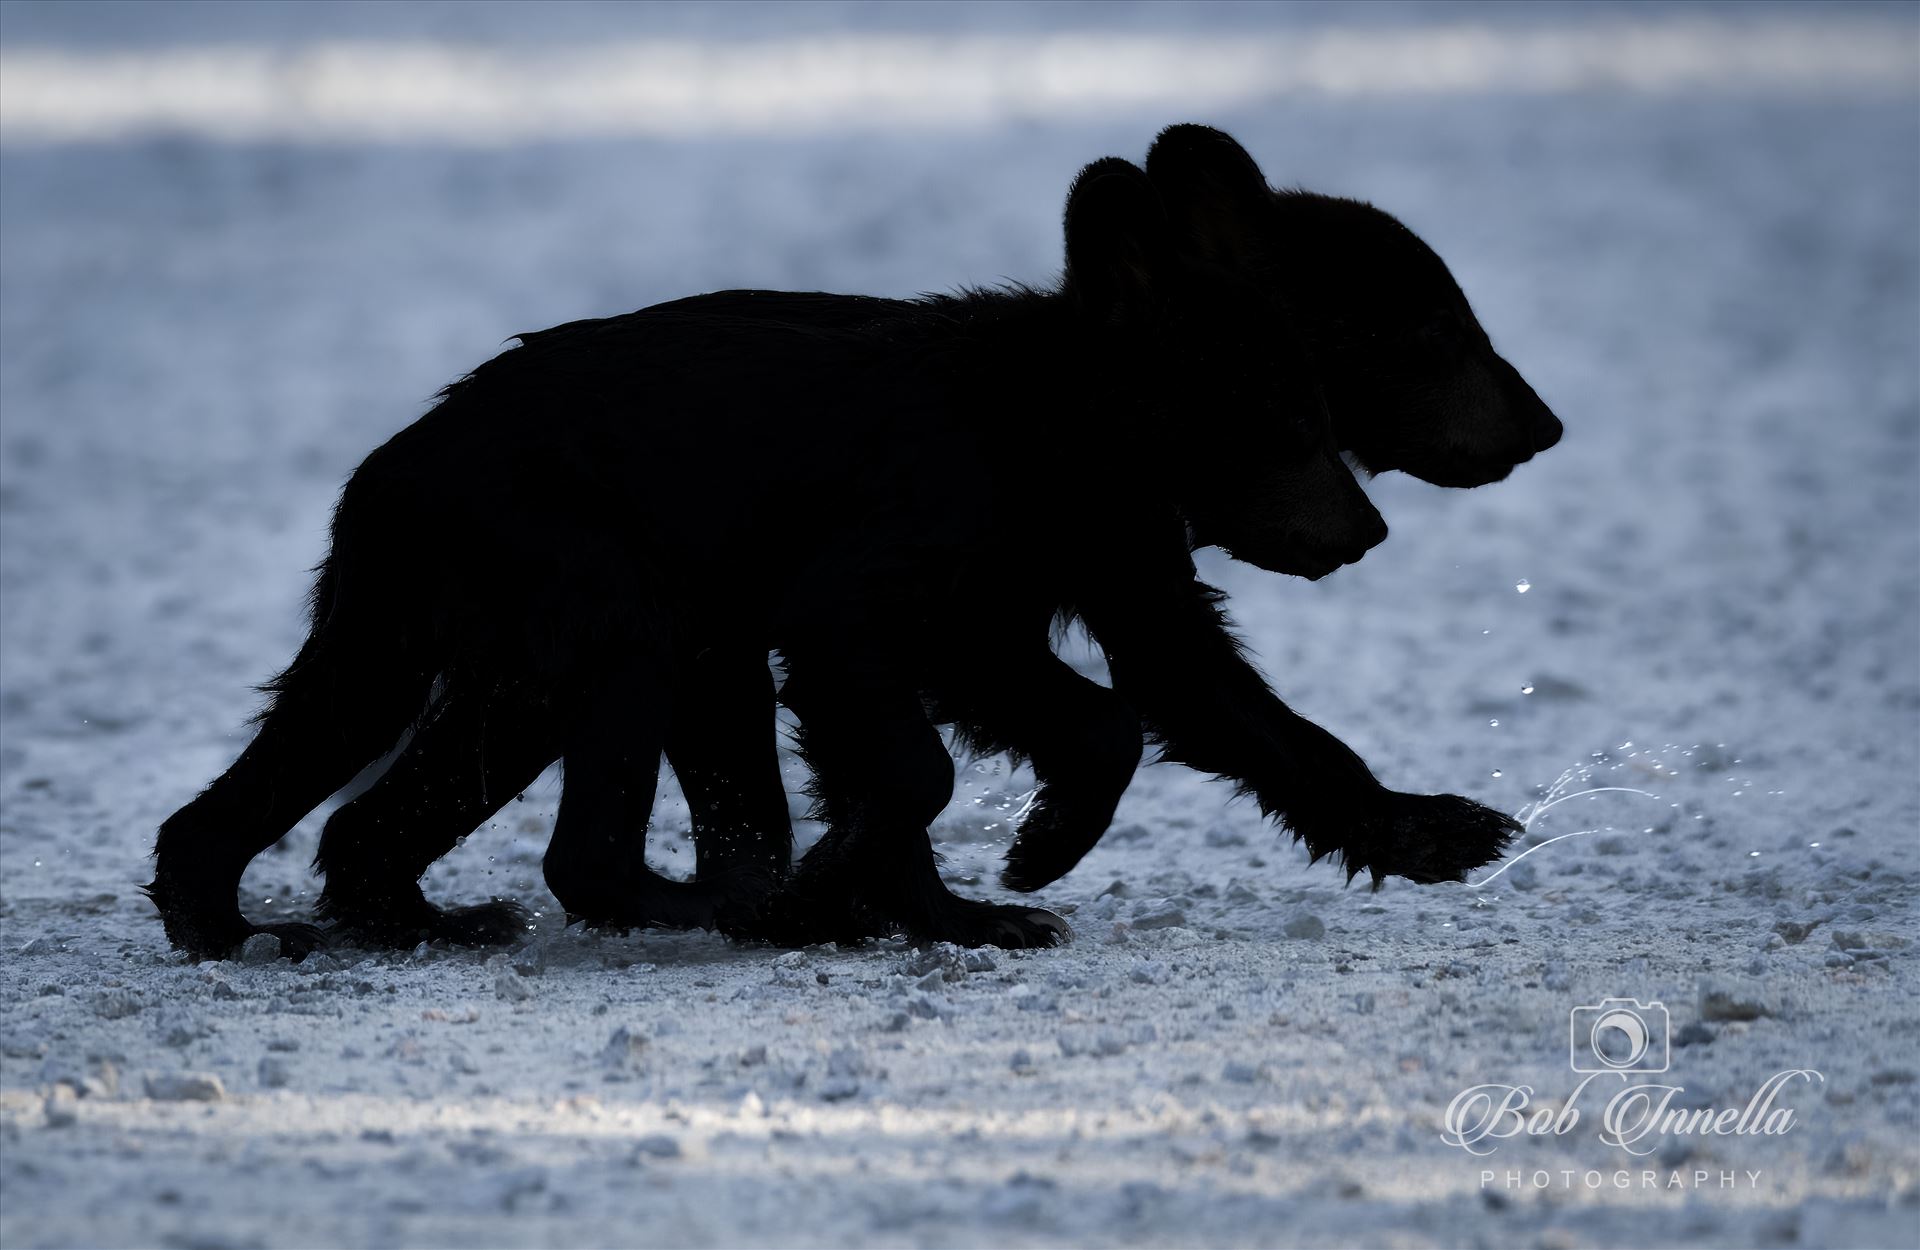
[1,5,1916,1248]
[1,0,1915,896]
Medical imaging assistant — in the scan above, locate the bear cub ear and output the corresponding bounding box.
[1062,157,1172,323]
[1144,124,1275,267]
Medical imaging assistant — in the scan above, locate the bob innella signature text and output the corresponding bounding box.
[1442,1070,1824,1156]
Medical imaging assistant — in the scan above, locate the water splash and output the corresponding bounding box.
[1467,759,1661,889]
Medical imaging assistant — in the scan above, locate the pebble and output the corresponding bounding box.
[897,943,984,980]
[494,969,534,1002]
[1129,960,1169,985]
[509,945,546,978]
[1698,981,1774,1022]
[1773,920,1820,945]
[1673,1022,1715,1048]
[905,992,949,1020]
[238,933,282,964]
[93,988,143,1019]
[1283,913,1326,941]
[143,1071,226,1102]
[770,965,814,989]
[1130,902,1186,931]
[631,1134,681,1160]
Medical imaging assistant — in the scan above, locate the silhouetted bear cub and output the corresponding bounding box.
[584,125,1564,943]
[988,123,1565,891]
[147,152,1384,958]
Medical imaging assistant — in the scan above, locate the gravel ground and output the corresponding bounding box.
[1,5,1916,1248]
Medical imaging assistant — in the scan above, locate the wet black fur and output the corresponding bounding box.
[146,146,1388,958]
[653,126,1565,940]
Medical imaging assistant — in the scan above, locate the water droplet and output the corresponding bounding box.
[1490,769,1502,778]
[1515,579,1531,594]
[1748,850,1761,857]
[1807,841,1821,848]
[1481,629,1491,636]
[1488,719,1500,728]
[1520,684,1534,695]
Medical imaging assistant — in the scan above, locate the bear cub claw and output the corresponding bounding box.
[1303,791,1520,888]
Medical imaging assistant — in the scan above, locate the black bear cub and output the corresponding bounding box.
[545,125,1563,946]
[148,147,1387,957]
